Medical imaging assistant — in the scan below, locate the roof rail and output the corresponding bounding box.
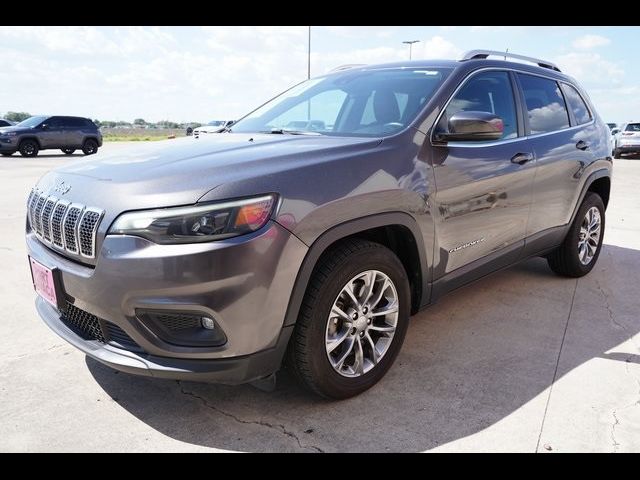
[460,50,561,72]
[330,64,367,73]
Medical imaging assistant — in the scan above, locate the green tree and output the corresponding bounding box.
[93,119,102,128]
[133,118,146,126]
[5,111,31,122]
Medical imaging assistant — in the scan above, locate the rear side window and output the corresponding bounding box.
[562,84,592,125]
[625,123,640,132]
[518,74,570,135]
[439,71,518,139]
[65,117,85,128]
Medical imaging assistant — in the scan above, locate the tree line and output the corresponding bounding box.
[3,112,201,129]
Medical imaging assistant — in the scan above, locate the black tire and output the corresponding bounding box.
[19,139,39,157]
[82,139,98,155]
[614,148,621,158]
[288,239,411,399]
[1,152,14,157]
[61,148,75,155]
[547,192,605,277]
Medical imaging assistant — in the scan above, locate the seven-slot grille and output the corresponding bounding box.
[27,189,104,259]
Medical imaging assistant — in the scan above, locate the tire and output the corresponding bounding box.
[614,148,621,158]
[61,148,75,155]
[1,152,14,157]
[288,238,411,399]
[18,139,39,157]
[82,139,98,155]
[547,192,605,277]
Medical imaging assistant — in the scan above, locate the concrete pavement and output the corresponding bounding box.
[0,143,638,452]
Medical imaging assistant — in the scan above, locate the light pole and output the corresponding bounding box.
[402,40,420,60]
[307,26,311,79]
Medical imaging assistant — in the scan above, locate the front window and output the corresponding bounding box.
[17,116,48,128]
[435,71,518,140]
[207,120,226,127]
[231,68,451,137]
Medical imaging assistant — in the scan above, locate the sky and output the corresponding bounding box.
[0,26,637,124]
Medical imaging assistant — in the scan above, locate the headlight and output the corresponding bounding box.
[0,132,17,137]
[108,194,277,244]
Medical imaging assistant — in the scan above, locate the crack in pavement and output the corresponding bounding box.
[176,381,325,453]
[535,278,578,453]
[596,263,640,453]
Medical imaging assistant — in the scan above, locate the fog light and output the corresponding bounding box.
[201,316,216,330]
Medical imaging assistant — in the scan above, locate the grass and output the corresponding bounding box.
[100,127,186,142]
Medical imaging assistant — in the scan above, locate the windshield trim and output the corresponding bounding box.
[229,67,454,139]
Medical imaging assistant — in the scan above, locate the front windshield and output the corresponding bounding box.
[207,120,225,126]
[231,67,451,137]
[17,116,48,128]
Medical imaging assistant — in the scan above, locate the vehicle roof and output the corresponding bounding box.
[329,58,577,84]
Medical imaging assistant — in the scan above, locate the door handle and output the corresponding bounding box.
[510,152,534,165]
[576,140,590,151]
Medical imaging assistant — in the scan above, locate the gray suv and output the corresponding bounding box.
[26,51,612,399]
[1,115,102,157]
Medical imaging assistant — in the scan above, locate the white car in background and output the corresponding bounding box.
[193,120,231,136]
[613,122,640,158]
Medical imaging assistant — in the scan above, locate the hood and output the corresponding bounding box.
[0,126,30,134]
[34,133,381,222]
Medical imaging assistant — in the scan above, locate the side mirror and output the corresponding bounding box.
[40,123,49,130]
[226,120,235,127]
[435,111,504,142]
[611,128,621,135]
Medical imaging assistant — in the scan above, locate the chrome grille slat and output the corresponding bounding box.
[41,197,57,242]
[33,196,46,237]
[27,189,104,259]
[51,200,69,247]
[63,206,82,254]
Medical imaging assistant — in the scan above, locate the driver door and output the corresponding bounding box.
[431,70,536,279]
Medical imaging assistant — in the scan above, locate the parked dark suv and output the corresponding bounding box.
[1,115,102,157]
[26,51,611,399]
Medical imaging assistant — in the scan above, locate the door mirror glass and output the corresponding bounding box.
[611,128,621,135]
[435,111,504,142]
[40,123,49,130]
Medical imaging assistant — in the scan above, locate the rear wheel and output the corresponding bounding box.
[547,192,605,277]
[61,148,75,155]
[82,139,98,155]
[288,239,410,399]
[19,140,39,157]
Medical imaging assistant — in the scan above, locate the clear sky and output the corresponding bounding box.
[1,26,637,124]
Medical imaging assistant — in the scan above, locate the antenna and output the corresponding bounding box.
[504,48,509,61]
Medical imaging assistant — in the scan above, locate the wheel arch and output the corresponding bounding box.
[282,212,429,327]
[18,136,42,149]
[569,169,611,226]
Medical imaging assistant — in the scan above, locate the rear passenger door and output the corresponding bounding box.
[431,70,536,278]
[517,74,596,238]
[63,117,85,146]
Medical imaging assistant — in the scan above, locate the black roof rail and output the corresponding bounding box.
[460,50,561,72]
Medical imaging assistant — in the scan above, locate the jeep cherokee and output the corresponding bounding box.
[26,51,612,399]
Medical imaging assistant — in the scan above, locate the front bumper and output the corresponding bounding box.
[37,297,293,383]
[27,221,307,383]
[617,144,640,154]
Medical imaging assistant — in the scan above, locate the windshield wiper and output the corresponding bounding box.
[260,129,322,136]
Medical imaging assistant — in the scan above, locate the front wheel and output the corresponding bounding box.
[19,140,39,157]
[82,139,98,155]
[547,192,605,277]
[614,148,621,158]
[288,239,410,399]
[1,152,14,157]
